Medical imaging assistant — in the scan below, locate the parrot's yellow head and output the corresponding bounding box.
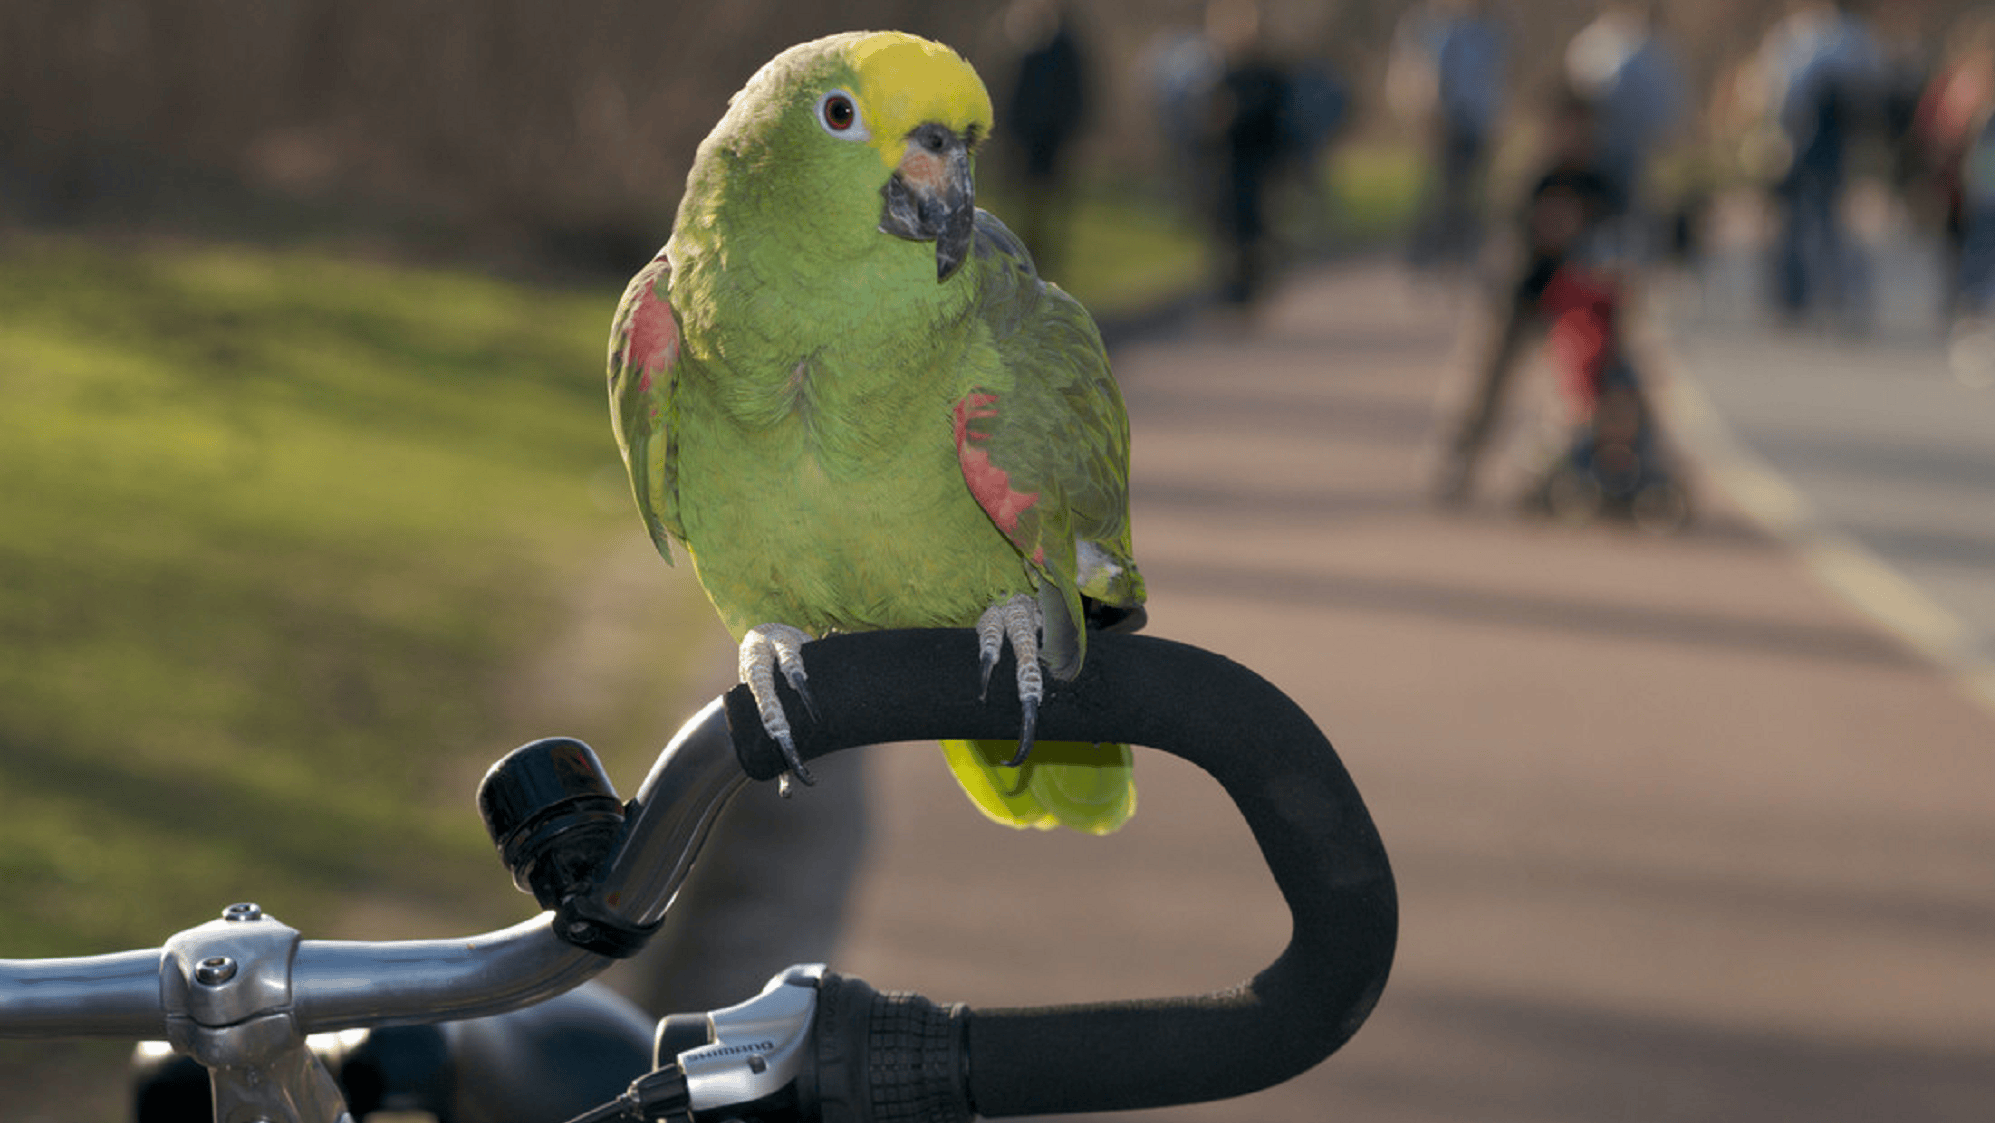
[839,32,994,173]
[687,31,995,283]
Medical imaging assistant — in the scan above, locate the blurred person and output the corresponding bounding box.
[1148,22,1225,219]
[1563,0,1684,228]
[1952,109,1995,299]
[1436,87,1616,504]
[1392,0,1509,271]
[1915,13,1995,317]
[1707,51,1784,183]
[1206,0,1293,307]
[996,0,1092,281]
[1761,0,1886,324]
[1943,43,1995,385]
[1871,1,1937,203]
[1521,234,1687,529]
[1279,52,1351,241]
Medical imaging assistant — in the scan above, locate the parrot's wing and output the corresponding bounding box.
[608,252,686,563]
[954,211,1145,679]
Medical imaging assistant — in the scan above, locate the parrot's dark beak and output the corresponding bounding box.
[879,123,976,282]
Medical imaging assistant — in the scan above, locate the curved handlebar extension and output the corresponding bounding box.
[721,629,1397,1118]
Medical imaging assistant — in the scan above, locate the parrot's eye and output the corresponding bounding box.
[815,90,869,140]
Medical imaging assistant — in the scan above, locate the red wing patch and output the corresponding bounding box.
[953,392,1040,538]
[626,278,680,395]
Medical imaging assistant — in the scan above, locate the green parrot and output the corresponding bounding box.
[607,31,1145,834]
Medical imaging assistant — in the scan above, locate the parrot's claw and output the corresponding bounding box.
[786,662,820,722]
[1004,693,1039,768]
[740,623,818,790]
[975,594,1044,767]
[977,646,1000,699]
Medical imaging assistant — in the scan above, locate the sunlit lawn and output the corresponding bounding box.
[0,237,711,961]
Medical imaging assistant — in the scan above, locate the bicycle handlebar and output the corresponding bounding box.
[0,628,1395,1122]
[721,629,1397,1117]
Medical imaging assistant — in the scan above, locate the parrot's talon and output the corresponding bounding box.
[975,593,1045,766]
[1004,693,1038,768]
[775,736,815,794]
[787,667,820,721]
[740,623,818,794]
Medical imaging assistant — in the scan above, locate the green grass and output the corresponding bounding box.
[1054,193,1211,314]
[0,236,711,959]
[1321,139,1427,240]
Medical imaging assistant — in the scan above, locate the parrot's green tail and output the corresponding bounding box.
[939,739,1135,835]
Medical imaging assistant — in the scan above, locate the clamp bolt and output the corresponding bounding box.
[194,956,238,986]
[222,902,263,922]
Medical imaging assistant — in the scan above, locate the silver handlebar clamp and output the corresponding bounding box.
[159,903,354,1123]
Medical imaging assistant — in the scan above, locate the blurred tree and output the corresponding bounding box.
[0,1,986,270]
[3,0,1985,273]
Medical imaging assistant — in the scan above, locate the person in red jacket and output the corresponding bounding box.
[1435,87,1614,504]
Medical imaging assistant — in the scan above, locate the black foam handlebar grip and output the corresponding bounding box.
[724,629,1396,1117]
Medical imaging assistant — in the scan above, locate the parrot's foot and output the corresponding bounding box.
[739,623,819,795]
[975,594,1043,768]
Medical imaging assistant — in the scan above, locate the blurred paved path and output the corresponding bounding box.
[1664,235,1995,715]
[826,260,1995,1122]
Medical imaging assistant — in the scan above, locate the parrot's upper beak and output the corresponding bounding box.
[879,123,976,282]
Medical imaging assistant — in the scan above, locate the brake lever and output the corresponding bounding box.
[675,964,824,1110]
